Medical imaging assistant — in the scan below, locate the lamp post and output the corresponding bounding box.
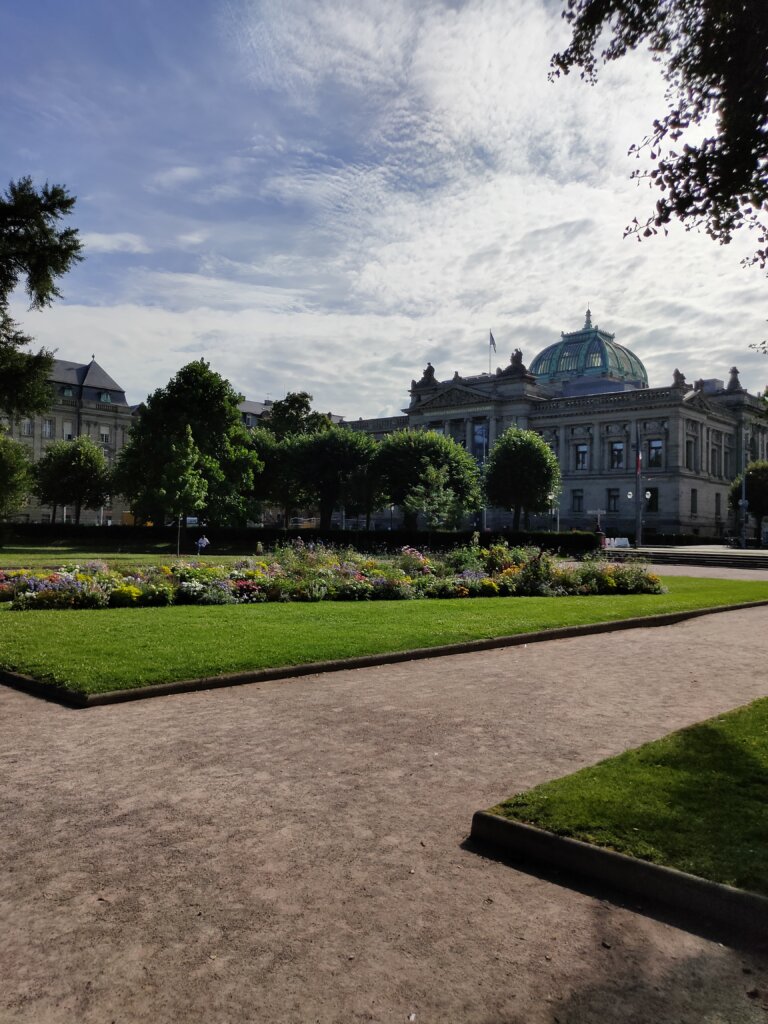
[548,492,560,533]
[740,430,749,549]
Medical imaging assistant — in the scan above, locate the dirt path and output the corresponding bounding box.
[2,602,768,1023]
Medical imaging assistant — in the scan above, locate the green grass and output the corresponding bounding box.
[1,577,767,695]
[491,697,768,896]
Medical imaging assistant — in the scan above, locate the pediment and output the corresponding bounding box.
[682,392,713,412]
[416,385,491,411]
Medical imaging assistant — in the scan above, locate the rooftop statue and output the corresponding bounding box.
[413,362,437,388]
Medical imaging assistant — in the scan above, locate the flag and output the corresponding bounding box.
[489,330,496,352]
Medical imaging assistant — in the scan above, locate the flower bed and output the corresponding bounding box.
[0,542,664,611]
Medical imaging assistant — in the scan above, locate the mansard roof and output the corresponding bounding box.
[50,358,128,404]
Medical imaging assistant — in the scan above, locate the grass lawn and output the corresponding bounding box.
[490,697,768,897]
[0,577,767,695]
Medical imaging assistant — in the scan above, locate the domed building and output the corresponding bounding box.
[529,309,648,396]
[351,310,768,540]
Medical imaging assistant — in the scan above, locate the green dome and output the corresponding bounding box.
[530,310,648,390]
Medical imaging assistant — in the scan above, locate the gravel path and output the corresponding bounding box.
[2,591,768,1023]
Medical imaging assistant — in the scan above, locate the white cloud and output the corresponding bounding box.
[8,0,766,423]
[81,232,151,254]
[147,165,204,190]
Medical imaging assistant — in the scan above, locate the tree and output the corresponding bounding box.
[0,177,83,415]
[551,0,768,269]
[262,391,332,439]
[34,436,110,526]
[402,464,465,530]
[0,434,32,521]
[484,428,561,531]
[297,427,378,529]
[114,360,261,526]
[729,461,768,547]
[376,430,482,529]
[156,427,208,556]
[249,427,311,527]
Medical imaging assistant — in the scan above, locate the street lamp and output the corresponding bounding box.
[548,492,560,533]
[741,430,749,549]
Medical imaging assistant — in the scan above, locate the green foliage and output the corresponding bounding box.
[403,464,464,530]
[484,428,561,530]
[729,460,768,540]
[261,391,332,439]
[0,177,83,416]
[551,0,768,270]
[34,435,110,526]
[296,426,378,529]
[493,696,768,896]
[0,434,32,520]
[114,360,261,525]
[157,426,208,522]
[376,429,482,528]
[249,426,312,526]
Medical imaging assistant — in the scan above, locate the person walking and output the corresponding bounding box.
[195,535,210,556]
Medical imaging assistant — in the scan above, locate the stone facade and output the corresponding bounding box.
[350,313,768,538]
[2,358,135,524]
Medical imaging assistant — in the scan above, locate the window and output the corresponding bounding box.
[472,420,489,461]
[685,437,696,470]
[646,488,659,513]
[690,488,698,514]
[63,420,73,440]
[21,418,33,436]
[715,493,722,519]
[647,439,663,469]
[571,489,584,513]
[42,418,54,439]
[607,489,620,513]
[99,392,112,403]
[610,441,624,470]
[575,443,589,471]
[62,386,73,397]
[100,426,110,444]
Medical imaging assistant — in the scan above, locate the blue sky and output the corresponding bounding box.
[4,0,766,416]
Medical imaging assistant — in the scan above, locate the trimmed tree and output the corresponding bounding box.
[297,427,378,530]
[484,428,561,531]
[34,435,110,526]
[249,427,312,528]
[376,429,482,529]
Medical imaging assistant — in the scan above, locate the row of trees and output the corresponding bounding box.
[110,360,561,531]
[0,433,110,525]
[4,356,768,541]
[0,359,563,531]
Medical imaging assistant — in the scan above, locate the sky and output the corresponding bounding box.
[3,0,766,418]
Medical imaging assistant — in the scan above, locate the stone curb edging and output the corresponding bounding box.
[2,599,768,710]
[470,810,768,938]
